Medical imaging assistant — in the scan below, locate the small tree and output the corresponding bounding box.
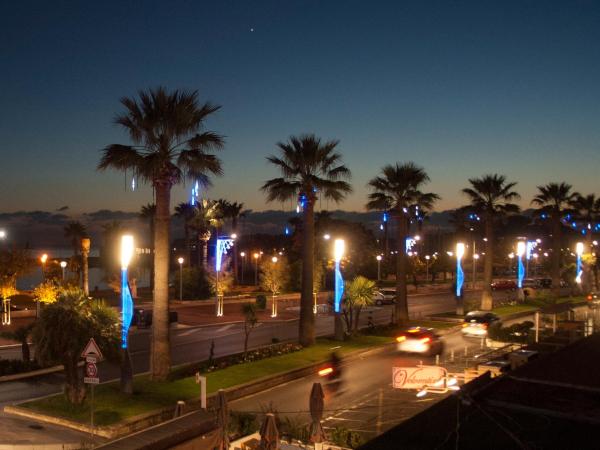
[343,276,376,333]
[242,303,258,358]
[260,257,290,317]
[1,323,34,361]
[31,289,120,404]
[33,281,59,305]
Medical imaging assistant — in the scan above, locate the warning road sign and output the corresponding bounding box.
[81,338,103,361]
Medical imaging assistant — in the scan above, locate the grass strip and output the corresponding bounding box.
[20,335,391,426]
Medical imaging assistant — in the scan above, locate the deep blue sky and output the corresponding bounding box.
[1,1,599,213]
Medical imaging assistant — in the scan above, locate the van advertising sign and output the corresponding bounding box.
[393,366,447,389]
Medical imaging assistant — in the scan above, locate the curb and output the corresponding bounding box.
[3,341,393,439]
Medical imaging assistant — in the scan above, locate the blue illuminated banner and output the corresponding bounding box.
[121,268,133,349]
[216,238,234,272]
[334,261,344,313]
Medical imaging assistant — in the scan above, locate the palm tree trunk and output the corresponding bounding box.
[184,224,191,267]
[151,180,171,381]
[299,200,315,346]
[395,212,409,324]
[481,212,494,311]
[551,216,561,297]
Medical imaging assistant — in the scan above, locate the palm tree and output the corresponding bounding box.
[366,163,439,323]
[98,87,224,380]
[462,174,520,311]
[139,203,156,289]
[262,134,352,346]
[569,193,600,290]
[221,201,245,282]
[531,183,576,296]
[174,202,195,265]
[343,276,376,333]
[190,199,223,268]
[63,221,87,282]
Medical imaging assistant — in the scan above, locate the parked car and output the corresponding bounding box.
[587,292,600,308]
[396,327,444,355]
[491,280,516,291]
[373,289,396,306]
[462,311,501,338]
[522,279,538,288]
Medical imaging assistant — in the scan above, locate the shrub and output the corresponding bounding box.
[488,321,534,343]
[181,267,212,300]
[228,411,258,439]
[330,426,365,449]
[255,294,267,310]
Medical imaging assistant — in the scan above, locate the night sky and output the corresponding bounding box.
[1,1,600,214]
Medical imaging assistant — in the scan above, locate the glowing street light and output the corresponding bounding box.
[40,253,48,281]
[425,255,430,282]
[376,254,382,281]
[240,252,246,283]
[323,234,331,240]
[178,257,184,301]
[472,253,479,289]
[0,230,6,240]
[575,242,584,285]
[271,256,279,317]
[120,235,134,349]
[60,261,67,281]
[334,239,345,341]
[253,252,260,286]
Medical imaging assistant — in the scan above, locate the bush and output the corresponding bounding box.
[488,321,534,343]
[0,359,41,376]
[255,294,267,310]
[181,267,212,300]
[228,411,258,439]
[330,426,365,449]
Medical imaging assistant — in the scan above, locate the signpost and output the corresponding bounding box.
[196,372,207,409]
[81,338,103,437]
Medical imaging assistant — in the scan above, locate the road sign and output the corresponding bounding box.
[393,366,447,389]
[86,356,97,364]
[86,362,97,378]
[81,338,104,361]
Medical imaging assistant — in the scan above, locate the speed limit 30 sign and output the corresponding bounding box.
[84,362,99,384]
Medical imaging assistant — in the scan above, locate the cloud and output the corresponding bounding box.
[84,210,139,221]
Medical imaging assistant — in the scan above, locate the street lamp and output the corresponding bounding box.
[455,243,465,316]
[323,234,331,240]
[425,255,430,283]
[271,256,278,317]
[40,253,48,281]
[60,261,67,281]
[0,230,6,240]
[576,242,584,285]
[376,255,382,281]
[240,252,246,283]
[334,239,345,341]
[178,257,184,301]
[516,241,526,300]
[253,252,260,286]
[472,254,479,289]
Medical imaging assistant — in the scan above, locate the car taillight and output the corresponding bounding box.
[482,323,488,329]
[462,323,469,328]
[419,337,431,344]
[396,336,406,342]
[588,295,593,301]
[318,367,333,376]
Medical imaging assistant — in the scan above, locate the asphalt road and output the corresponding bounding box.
[228,313,531,440]
[0,290,478,445]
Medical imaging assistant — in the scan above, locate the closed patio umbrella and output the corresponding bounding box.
[259,412,279,450]
[216,389,230,450]
[309,382,326,443]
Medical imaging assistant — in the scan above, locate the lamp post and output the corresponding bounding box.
[576,242,584,286]
[516,241,526,301]
[334,239,345,341]
[271,256,278,317]
[240,252,246,283]
[455,243,465,316]
[425,255,430,283]
[253,252,259,286]
[178,257,184,301]
[40,254,48,281]
[472,254,479,289]
[60,261,67,281]
[376,255,382,281]
[81,238,91,296]
[120,235,134,394]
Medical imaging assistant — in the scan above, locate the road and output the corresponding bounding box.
[229,313,532,440]
[0,290,477,445]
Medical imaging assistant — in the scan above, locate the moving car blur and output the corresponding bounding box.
[396,327,445,355]
[462,311,501,338]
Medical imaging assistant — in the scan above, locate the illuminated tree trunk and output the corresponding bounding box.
[81,238,90,297]
[299,198,315,346]
[481,212,494,311]
[151,180,171,381]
